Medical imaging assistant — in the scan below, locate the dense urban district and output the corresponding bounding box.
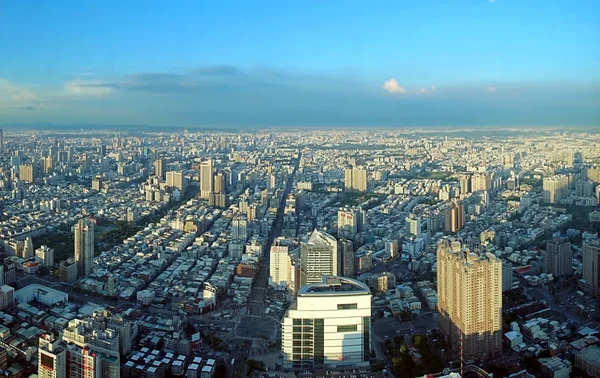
[0,128,599,378]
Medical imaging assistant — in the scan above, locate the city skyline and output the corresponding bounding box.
[1,1,599,127]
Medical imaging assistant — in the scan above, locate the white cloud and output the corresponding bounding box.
[489,0,496,3]
[0,79,42,109]
[414,86,436,95]
[64,80,112,98]
[487,86,497,93]
[383,78,406,94]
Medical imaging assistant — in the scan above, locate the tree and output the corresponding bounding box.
[399,344,409,355]
[413,334,423,347]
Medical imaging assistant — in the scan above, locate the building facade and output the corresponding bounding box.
[74,218,95,278]
[582,240,600,297]
[543,239,572,277]
[282,276,371,370]
[300,230,338,287]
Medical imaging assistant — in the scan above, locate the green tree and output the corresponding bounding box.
[413,334,423,346]
[399,344,409,354]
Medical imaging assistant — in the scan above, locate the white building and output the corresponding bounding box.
[282,276,372,370]
[38,334,67,378]
[35,245,55,266]
[269,245,291,291]
[300,230,338,287]
[0,285,14,310]
[15,284,68,306]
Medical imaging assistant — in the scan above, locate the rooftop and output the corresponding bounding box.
[298,276,371,296]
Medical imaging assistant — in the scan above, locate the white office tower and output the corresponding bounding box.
[269,245,292,291]
[74,218,94,278]
[38,334,67,378]
[200,159,214,199]
[35,245,55,266]
[282,276,371,370]
[437,238,503,363]
[300,230,338,287]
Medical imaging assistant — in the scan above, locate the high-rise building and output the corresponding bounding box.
[444,200,465,233]
[214,171,226,193]
[60,258,78,284]
[582,239,600,297]
[471,173,491,192]
[20,163,34,183]
[107,315,133,357]
[92,176,102,191]
[338,239,355,277]
[74,218,94,278]
[437,239,502,362]
[269,245,292,291]
[231,217,248,241]
[344,167,368,192]
[405,216,421,237]
[166,171,186,193]
[282,276,371,370]
[337,206,366,239]
[543,239,572,277]
[43,156,54,174]
[502,261,514,292]
[200,159,214,199]
[38,334,67,378]
[543,175,569,204]
[0,129,3,152]
[0,285,14,310]
[300,230,338,287]
[35,245,55,266]
[154,158,166,180]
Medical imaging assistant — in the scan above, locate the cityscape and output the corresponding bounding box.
[1,1,599,377]
[0,128,598,378]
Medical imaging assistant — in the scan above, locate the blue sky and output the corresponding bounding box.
[0,0,598,127]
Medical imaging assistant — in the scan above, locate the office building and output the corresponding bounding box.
[154,158,166,180]
[282,276,371,370]
[92,176,102,191]
[200,159,214,199]
[39,334,67,378]
[0,285,14,311]
[543,239,572,277]
[405,216,421,237]
[437,239,502,362]
[166,170,186,193]
[74,218,94,278]
[35,245,55,266]
[20,163,34,183]
[543,175,569,204]
[582,239,600,296]
[338,239,355,277]
[60,258,78,284]
[300,229,338,287]
[337,206,366,239]
[344,167,367,192]
[269,245,292,291]
[444,200,465,233]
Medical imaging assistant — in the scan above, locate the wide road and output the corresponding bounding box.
[228,150,301,378]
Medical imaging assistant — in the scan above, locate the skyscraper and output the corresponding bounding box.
[300,229,338,287]
[166,171,186,193]
[154,158,166,180]
[20,163,34,183]
[444,200,465,233]
[582,239,600,297]
[269,245,292,291]
[344,167,367,192]
[337,206,366,239]
[282,276,371,370]
[338,238,355,277]
[437,239,502,362]
[200,159,214,199]
[543,175,569,204]
[405,216,421,237]
[74,218,94,278]
[471,173,491,192]
[543,239,572,277]
[231,216,248,241]
[38,334,67,378]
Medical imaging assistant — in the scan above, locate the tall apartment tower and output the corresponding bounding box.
[232,217,248,241]
[582,239,600,297]
[444,200,465,233]
[300,229,338,287]
[337,206,366,239]
[154,158,166,180]
[543,239,572,277]
[91,176,102,191]
[405,216,421,237]
[543,175,569,204]
[20,163,34,183]
[338,238,355,277]
[281,276,371,370]
[459,175,471,195]
[200,159,214,199]
[166,171,186,193]
[471,173,491,192]
[269,245,292,291]
[74,218,94,278]
[344,167,367,192]
[38,334,67,378]
[437,239,503,362]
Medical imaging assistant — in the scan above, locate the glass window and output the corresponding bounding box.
[337,303,358,310]
[337,325,358,332]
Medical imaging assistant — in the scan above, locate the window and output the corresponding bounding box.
[337,325,358,332]
[293,341,301,346]
[337,303,358,310]
[293,319,302,326]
